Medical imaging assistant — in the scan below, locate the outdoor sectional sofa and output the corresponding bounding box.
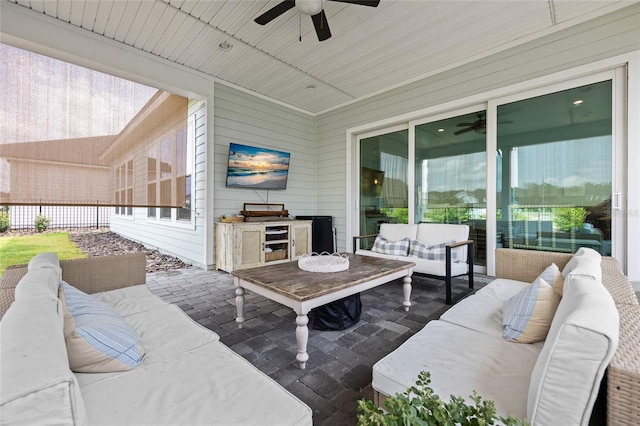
[353,223,474,304]
[372,247,640,425]
[0,253,313,425]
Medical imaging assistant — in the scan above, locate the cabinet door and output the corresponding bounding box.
[291,223,312,259]
[235,225,264,269]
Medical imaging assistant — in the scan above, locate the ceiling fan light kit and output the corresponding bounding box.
[254,0,380,42]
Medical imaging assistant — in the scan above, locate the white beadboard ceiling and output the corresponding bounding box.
[6,0,639,114]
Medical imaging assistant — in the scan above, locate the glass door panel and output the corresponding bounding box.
[497,80,612,255]
[415,111,487,265]
[359,129,408,247]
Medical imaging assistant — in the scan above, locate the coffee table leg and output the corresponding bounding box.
[235,285,245,329]
[403,273,412,312]
[295,314,309,369]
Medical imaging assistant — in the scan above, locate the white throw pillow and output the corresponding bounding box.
[371,235,410,256]
[503,277,561,343]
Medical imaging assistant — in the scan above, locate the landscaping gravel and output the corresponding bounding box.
[68,230,189,273]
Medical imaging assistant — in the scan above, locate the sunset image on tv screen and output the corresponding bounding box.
[226,143,290,190]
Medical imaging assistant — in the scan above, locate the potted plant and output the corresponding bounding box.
[357,371,528,426]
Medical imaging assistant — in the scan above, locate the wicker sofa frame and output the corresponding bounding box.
[0,253,146,319]
[372,249,638,425]
[494,249,639,426]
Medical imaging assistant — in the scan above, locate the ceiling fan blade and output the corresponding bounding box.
[330,0,380,6]
[453,127,474,136]
[254,0,295,25]
[311,11,331,41]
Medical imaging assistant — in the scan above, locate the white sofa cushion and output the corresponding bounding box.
[27,251,62,281]
[561,247,602,281]
[407,255,468,276]
[527,275,619,426]
[1,295,87,425]
[78,330,312,426]
[503,278,560,343]
[373,320,540,420]
[441,278,532,339]
[14,267,62,300]
[378,223,418,241]
[61,282,145,373]
[78,285,221,387]
[416,223,469,261]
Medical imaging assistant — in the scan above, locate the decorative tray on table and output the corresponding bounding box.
[297,252,349,273]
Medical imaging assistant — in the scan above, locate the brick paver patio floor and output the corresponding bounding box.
[146,267,483,425]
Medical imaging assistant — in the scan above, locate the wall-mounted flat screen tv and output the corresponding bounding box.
[226,143,291,190]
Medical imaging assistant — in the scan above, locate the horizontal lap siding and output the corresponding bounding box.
[213,82,316,221]
[315,4,640,252]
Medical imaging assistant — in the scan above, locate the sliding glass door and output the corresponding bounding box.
[414,110,488,265]
[497,80,613,256]
[359,129,409,246]
[354,70,624,272]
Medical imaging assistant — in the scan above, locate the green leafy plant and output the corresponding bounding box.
[357,371,528,426]
[424,207,472,224]
[553,207,588,232]
[0,212,9,233]
[34,214,51,233]
[380,208,409,224]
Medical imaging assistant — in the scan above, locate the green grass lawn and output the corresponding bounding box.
[0,232,87,276]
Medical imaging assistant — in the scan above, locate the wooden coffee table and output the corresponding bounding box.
[231,253,415,369]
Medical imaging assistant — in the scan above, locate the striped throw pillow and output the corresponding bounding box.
[60,282,145,372]
[502,277,561,343]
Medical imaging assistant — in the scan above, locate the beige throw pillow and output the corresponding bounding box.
[503,277,561,343]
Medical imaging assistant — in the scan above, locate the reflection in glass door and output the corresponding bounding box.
[497,80,612,255]
[415,111,488,265]
[359,129,408,247]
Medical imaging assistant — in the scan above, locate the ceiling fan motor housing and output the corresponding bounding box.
[296,0,324,15]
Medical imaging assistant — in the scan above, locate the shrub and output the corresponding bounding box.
[553,207,588,232]
[0,212,9,233]
[357,371,528,426]
[34,214,51,233]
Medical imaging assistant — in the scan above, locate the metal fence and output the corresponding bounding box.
[5,205,111,230]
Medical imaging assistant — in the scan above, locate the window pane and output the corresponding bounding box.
[177,175,191,221]
[160,137,172,180]
[497,80,612,255]
[415,111,487,264]
[359,129,408,246]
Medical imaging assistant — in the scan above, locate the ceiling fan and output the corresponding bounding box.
[453,113,513,136]
[254,0,381,42]
[454,115,487,136]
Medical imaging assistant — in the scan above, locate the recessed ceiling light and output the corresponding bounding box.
[219,41,233,51]
[437,128,445,132]
[306,85,316,90]
[573,99,584,105]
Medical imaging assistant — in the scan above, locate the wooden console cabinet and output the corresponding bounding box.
[215,220,312,272]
